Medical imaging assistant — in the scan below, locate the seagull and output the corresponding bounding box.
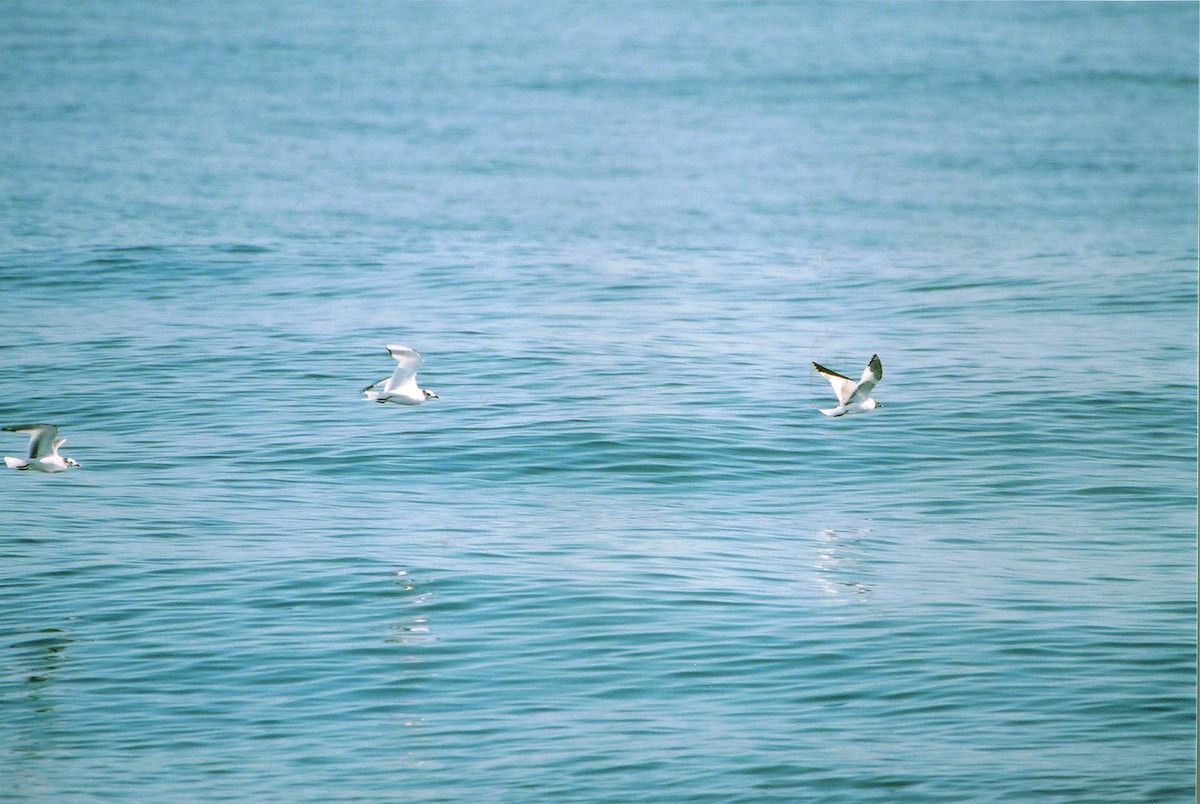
[362,344,439,405]
[3,424,81,472]
[812,354,883,416]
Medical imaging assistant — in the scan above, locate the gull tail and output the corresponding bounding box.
[5,456,28,469]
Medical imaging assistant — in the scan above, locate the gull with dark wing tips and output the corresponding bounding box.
[812,354,884,416]
[4,424,81,472]
[362,344,439,405]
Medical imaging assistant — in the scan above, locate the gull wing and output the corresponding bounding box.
[3,423,59,459]
[847,354,883,403]
[382,344,423,393]
[812,362,858,405]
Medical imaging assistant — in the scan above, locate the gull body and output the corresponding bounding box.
[3,424,81,472]
[812,355,883,417]
[362,344,438,405]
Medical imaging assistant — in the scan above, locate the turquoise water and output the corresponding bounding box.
[2,3,1196,801]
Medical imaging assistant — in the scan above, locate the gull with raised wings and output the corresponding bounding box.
[4,424,81,472]
[362,345,439,405]
[812,355,883,417]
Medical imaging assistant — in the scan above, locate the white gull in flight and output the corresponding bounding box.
[3,424,81,472]
[362,344,439,405]
[812,354,883,416]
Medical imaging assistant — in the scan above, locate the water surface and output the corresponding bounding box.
[1,2,1196,801]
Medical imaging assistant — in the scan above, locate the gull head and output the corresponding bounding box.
[423,389,439,400]
[65,457,81,467]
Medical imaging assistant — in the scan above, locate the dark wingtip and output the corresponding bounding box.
[813,362,853,381]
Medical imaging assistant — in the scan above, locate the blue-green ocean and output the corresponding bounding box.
[2,2,1196,801]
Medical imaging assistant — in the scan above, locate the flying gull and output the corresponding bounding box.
[3,424,81,472]
[362,344,439,405]
[812,354,883,416]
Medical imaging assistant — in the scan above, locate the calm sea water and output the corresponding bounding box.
[2,2,1196,801]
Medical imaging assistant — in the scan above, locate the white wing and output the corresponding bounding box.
[382,344,423,393]
[847,355,882,403]
[3,423,59,459]
[812,363,858,405]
